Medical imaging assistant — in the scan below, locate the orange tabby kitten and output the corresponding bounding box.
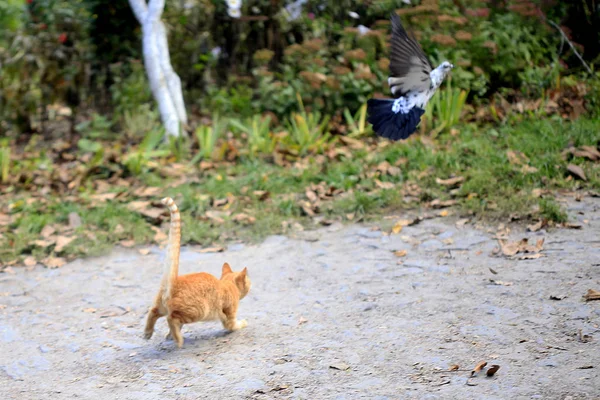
[143,197,251,348]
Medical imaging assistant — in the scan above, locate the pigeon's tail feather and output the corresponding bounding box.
[367,99,425,141]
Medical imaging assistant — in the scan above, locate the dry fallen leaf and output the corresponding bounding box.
[486,365,500,377]
[40,225,56,238]
[375,179,395,190]
[449,364,460,371]
[567,164,587,181]
[138,248,151,255]
[198,246,225,253]
[83,308,96,313]
[527,220,546,232]
[394,250,408,257]
[298,316,308,325]
[23,256,37,267]
[430,199,457,209]
[489,279,513,286]
[439,210,449,217]
[119,240,135,248]
[151,226,168,243]
[329,362,350,371]
[43,256,66,269]
[54,236,75,252]
[436,176,464,187]
[519,253,543,260]
[583,289,600,301]
[0,213,12,226]
[471,361,487,376]
[392,222,403,234]
[33,239,55,248]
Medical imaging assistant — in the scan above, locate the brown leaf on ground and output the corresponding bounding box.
[486,365,500,377]
[567,164,587,181]
[198,246,225,253]
[430,199,457,209]
[54,236,75,252]
[299,201,317,217]
[566,145,600,161]
[151,226,168,243]
[23,256,37,267]
[233,213,256,225]
[33,239,56,248]
[507,150,529,165]
[375,179,395,190]
[489,279,513,286]
[456,218,470,227]
[393,250,407,257]
[127,201,164,221]
[329,362,350,371]
[133,186,161,197]
[0,213,13,226]
[391,221,404,234]
[40,225,56,238]
[205,210,229,224]
[531,188,549,198]
[449,364,460,371]
[519,253,543,260]
[305,189,318,203]
[471,361,487,377]
[83,308,96,313]
[119,240,135,248]
[521,165,538,174]
[583,289,600,301]
[498,238,544,257]
[435,176,464,187]
[138,248,150,255]
[253,190,270,201]
[561,222,582,229]
[527,220,547,232]
[43,256,66,269]
[90,192,118,202]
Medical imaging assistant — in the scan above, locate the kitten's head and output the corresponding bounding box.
[221,263,251,299]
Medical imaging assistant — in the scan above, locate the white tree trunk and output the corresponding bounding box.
[128,0,187,137]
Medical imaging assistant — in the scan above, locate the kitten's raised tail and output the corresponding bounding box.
[160,197,181,304]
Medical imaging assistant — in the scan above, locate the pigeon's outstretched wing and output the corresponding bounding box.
[388,14,433,97]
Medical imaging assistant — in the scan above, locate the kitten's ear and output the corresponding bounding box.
[221,262,233,278]
[235,267,248,284]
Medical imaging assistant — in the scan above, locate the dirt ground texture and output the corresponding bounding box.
[1,196,599,400]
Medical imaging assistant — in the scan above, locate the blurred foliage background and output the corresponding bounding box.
[1,0,599,136]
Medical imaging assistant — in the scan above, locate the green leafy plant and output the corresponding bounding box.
[0,139,11,183]
[75,113,114,139]
[193,115,226,162]
[230,115,277,159]
[343,103,371,138]
[423,81,468,136]
[284,94,332,156]
[123,128,169,175]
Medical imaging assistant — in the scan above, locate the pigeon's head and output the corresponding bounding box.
[441,61,454,71]
[430,61,454,88]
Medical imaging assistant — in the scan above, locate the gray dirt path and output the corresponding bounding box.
[1,197,599,400]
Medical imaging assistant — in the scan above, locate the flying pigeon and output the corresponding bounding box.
[367,14,454,141]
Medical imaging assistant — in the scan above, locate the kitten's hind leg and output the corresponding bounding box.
[167,316,184,348]
[221,307,248,332]
[144,306,165,340]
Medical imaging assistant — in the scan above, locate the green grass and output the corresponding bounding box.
[1,115,599,265]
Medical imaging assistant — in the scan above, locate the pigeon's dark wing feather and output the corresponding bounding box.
[388,14,433,97]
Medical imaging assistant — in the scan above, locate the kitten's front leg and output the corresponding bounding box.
[221,307,248,331]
